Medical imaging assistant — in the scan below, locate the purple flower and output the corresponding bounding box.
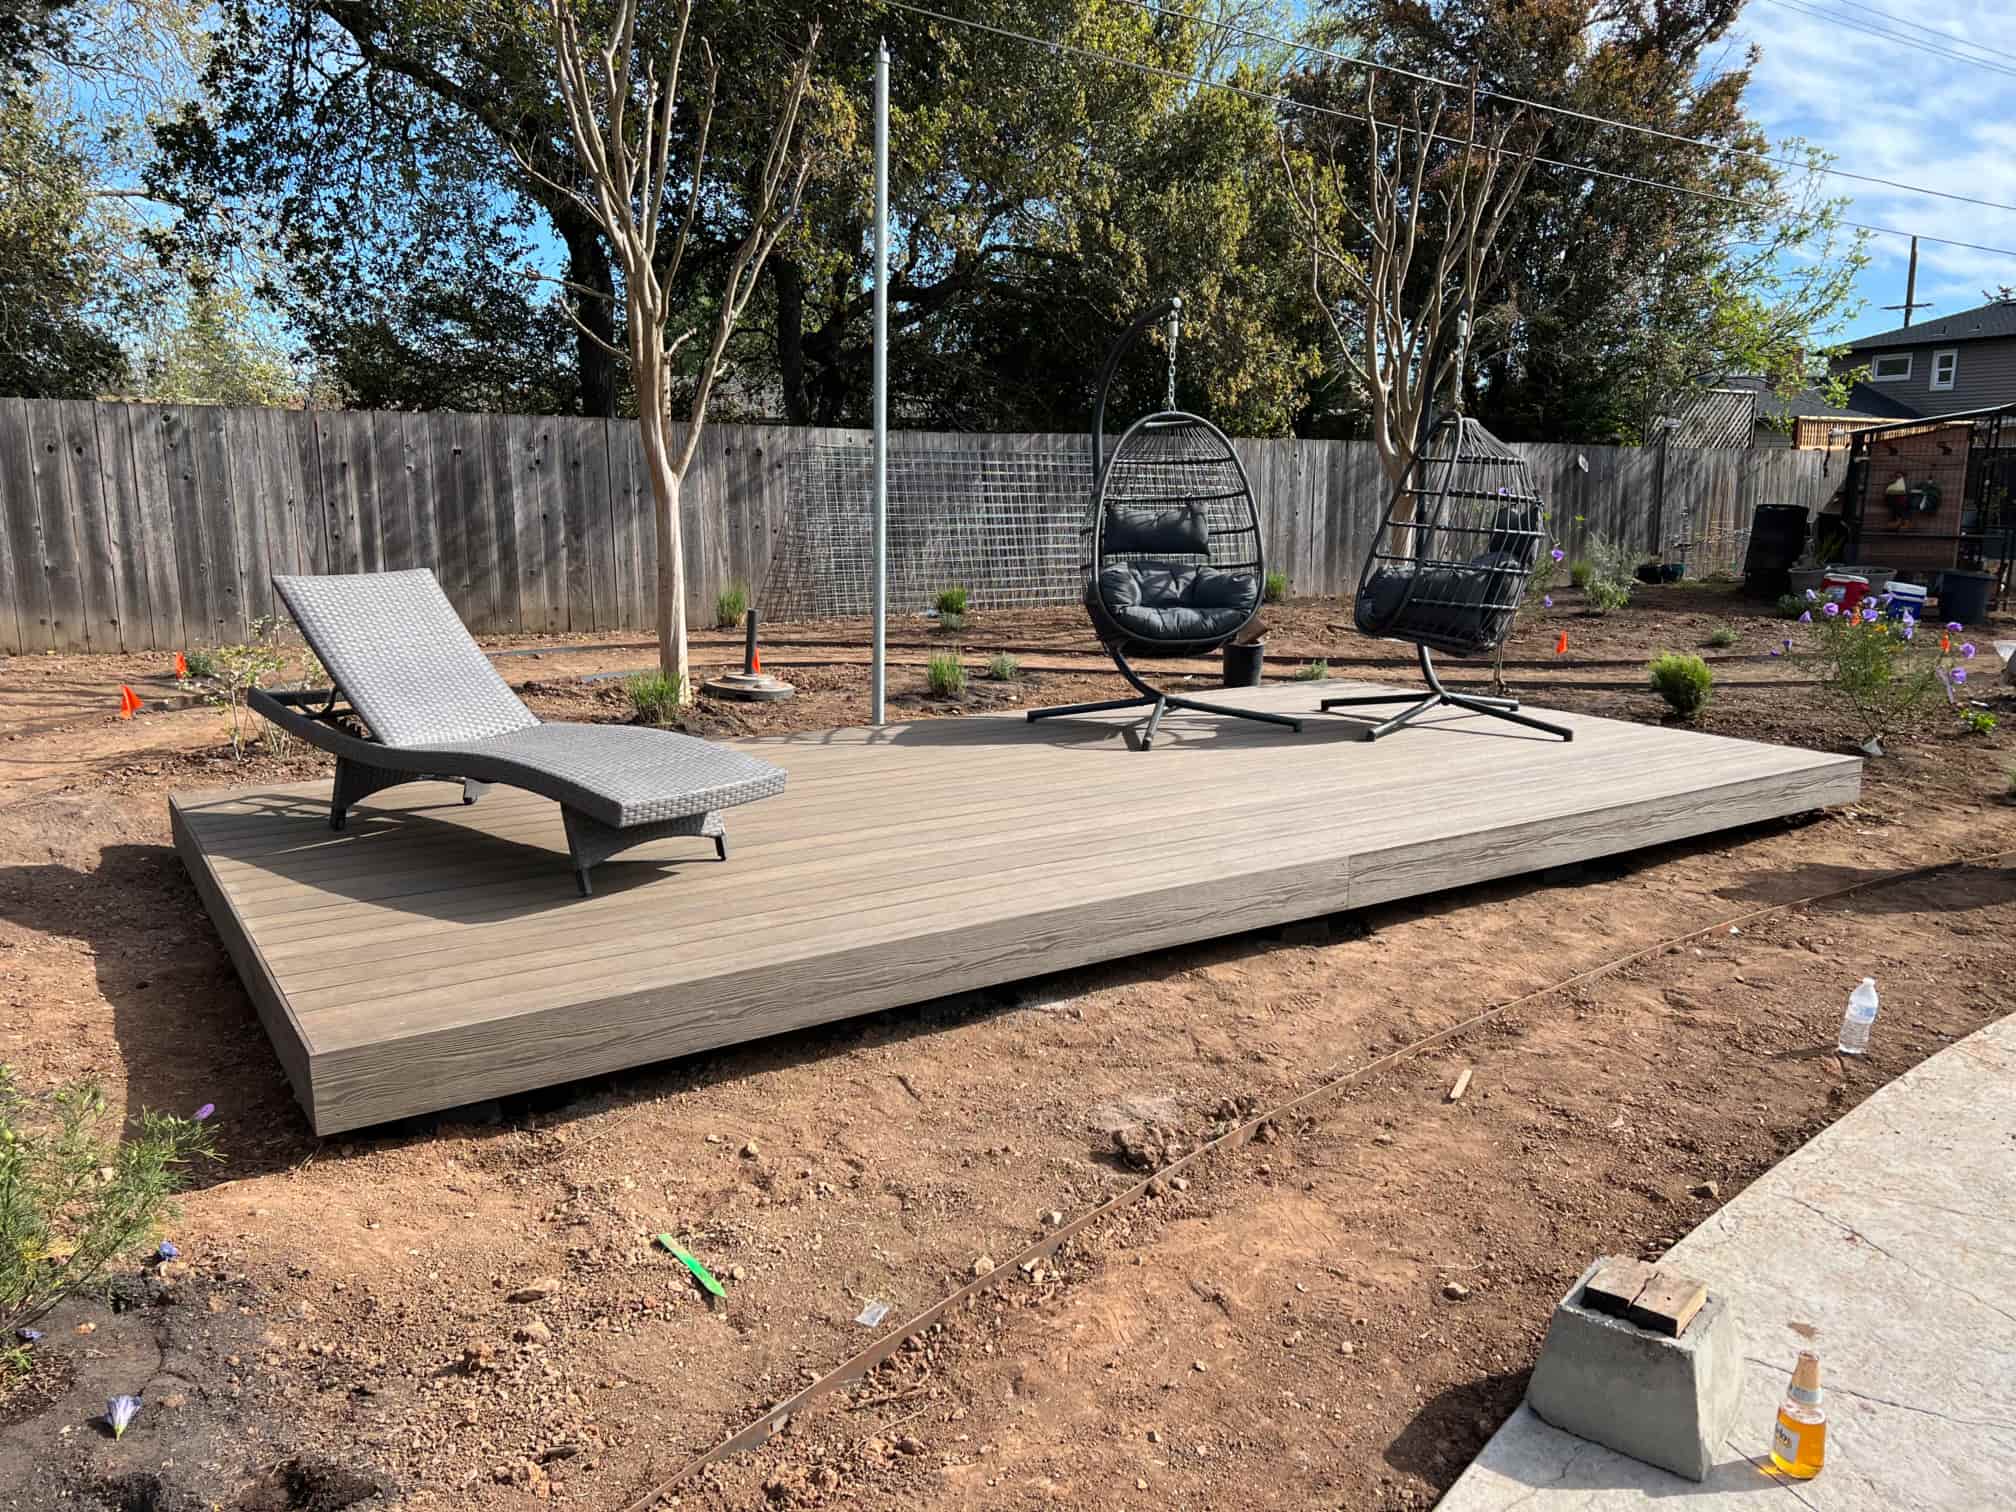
[1550,548,1565,563]
[1782,637,1793,650]
[1952,668,1968,685]
[1497,486,1510,496]
[18,1328,42,1344]
[193,1103,214,1122]
[1804,589,1817,601]
[106,1395,142,1439]
[157,1241,178,1261]
[1769,647,1782,657]
[1947,622,1963,633]
[1542,594,1553,608]
[1797,610,1812,623]
[1822,602,1840,617]
[1961,642,1977,658]
[1902,622,1916,640]
[1861,606,1879,623]
[1902,610,1916,624]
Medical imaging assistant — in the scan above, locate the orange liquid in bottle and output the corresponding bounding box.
[1770,1350,1826,1478]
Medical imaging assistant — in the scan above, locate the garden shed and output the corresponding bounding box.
[1839,403,2016,602]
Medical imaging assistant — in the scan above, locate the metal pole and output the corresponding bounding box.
[1902,236,1918,328]
[871,40,890,726]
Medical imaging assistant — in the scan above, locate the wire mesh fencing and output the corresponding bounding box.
[764,439,1094,619]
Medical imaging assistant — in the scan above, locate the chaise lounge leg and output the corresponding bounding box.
[330,756,424,831]
[462,779,492,806]
[560,807,729,896]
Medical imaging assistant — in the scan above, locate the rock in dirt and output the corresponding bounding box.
[1690,1180,1721,1200]
[1112,1121,1193,1172]
[515,1319,554,1344]
[507,1277,561,1303]
[1442,1281,1472,1302]
[973,1254,996,1277]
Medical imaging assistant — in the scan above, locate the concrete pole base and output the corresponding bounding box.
[1526,1256,1743,1482]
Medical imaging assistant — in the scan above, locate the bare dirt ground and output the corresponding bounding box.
[2,582,2013,1512]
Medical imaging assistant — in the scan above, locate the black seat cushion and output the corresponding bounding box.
[1357,548,1528,650]
[1102,502,1210,556]
[1098,560,1260,644]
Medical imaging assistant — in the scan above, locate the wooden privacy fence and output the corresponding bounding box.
[0,397,1839,655]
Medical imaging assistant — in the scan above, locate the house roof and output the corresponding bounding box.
[1712,374,1919,422]
[1847,297,2016,352]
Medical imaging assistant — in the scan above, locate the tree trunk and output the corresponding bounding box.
[562,224,621,417]
[773,257,811,424]
[637,404,689,694]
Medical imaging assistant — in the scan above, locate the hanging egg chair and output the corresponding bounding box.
[1027,297,1302,749]
[1319,411,1572,741]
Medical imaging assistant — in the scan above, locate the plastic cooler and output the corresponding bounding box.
[1821,572,1869,610]
[1882,581,1927,621]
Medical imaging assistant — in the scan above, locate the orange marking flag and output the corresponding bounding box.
[1554,631,1569,655]
[174,651,187,678]
[118,685,142,719]
[752,649,762,674]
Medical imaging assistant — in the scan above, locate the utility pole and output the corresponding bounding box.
[1882,236,1933,328]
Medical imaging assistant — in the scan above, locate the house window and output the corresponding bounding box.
[1930,349,1958,391]
[1870,353,1912,382]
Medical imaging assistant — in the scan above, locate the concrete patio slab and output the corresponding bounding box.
[1438,1012,2016,1510]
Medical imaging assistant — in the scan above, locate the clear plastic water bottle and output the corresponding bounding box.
[1837,977,1879,1055]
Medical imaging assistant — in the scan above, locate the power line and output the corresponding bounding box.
[1101,0,2016,216]
[1754,0,2016,80]
[1825,0,2016,67]
[879,0,2016,262]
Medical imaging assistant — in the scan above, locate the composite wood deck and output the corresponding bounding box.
[172,682,1862,1134]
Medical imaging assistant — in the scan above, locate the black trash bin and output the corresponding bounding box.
[1223,639,1265,687]
[1938,569,1996,627]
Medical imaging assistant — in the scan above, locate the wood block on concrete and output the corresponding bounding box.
[1628,1273,1710,1338]
[1581,1257,1659,1319]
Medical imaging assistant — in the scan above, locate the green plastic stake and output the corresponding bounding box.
[657,1234,726,1298]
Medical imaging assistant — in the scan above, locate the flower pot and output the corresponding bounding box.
[1223,640,1265,687]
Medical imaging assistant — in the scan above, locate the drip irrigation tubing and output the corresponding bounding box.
[615,842,2016,1511]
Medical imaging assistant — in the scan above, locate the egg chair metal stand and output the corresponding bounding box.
[1321,412,1571,742]
[1028,298,1302,749]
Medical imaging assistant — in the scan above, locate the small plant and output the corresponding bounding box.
[934,586,970,616]
[936,610,966,633]
[1775,593,1809,619]
[180,648,215,680]
[1706,623,1740,649]
[182,639,285,761]
[1960,708,1998,735]
[1263,570,1289,604]
[1793,599,1959,753]
[1293,659,1329,681]
[926,652,966,697]
[987,652,1020,681]
[1648,652,1714,718]
[1573,529,1638,614]
[625,670,686,725]
[714,581,749,630]
[1568,560,1593,590]
[0,1069,219,1348]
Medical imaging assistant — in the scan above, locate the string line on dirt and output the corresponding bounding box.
[613,840,2016,1512]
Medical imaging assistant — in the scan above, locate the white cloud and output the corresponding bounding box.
[1732,0,2016,336]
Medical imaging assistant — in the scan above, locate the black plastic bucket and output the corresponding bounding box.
[1223,640,1265,687]
[1938,569,1996,627]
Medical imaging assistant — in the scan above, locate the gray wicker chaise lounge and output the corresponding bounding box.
[248,569,786,896]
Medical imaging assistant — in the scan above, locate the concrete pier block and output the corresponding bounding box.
[1525,1256,1742,1482]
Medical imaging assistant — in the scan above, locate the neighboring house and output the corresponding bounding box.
[1832,296,2016,417]
[1668,374,1914,450]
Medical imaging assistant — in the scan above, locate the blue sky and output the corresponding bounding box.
[1727,0,2016,341]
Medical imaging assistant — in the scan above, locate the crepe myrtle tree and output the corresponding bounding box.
[1281,78,1539,487]
[521,0,820,695]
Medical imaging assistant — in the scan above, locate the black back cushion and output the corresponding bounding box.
[1103,502,1209,556]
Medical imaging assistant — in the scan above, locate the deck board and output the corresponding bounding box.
[172,683,1861,1134]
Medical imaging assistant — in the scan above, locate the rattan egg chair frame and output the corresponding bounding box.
[1321,411,1571,742]
[1027,298,1302,749]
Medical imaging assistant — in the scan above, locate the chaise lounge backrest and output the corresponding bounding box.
[274,569,538,748]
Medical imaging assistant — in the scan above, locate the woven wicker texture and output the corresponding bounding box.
[275,570,537,748]
[272,568,785,828]
[412,724,785,828]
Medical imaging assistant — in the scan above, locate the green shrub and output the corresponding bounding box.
[1960,709,1997,735]
[987,652,1020,682]
[1568,560,1593,591]
[181,648,215,680]
[926,653,966,697]
[937,610,966,633]
[1648,652,1714,717]
[1776,593,1809,619]
[934,586,970,616]
[1292,659,1328,681]
[1706,623,1740,649]
[183,639,284,761]
[714,581,749,630]
[1574,530,1638,614]
[1,1069,219,1350]
[625,670,686,725]
[1795,603,1954,751]
[1263,570,1289,604]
